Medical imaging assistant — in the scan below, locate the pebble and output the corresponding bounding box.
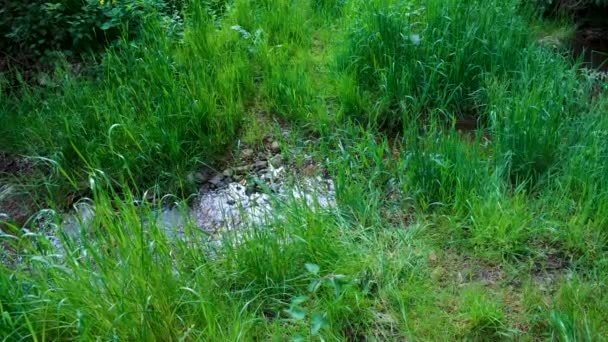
[253,160,267,170]
[269,155,283,168]
[241,149,254,159]
[270,141,280,153]
[187,172,208,184]
[234,165,250,174]
[303,163,316,176]
[208,174,223,186]
[195,172,208,183]
[223,168,234,177]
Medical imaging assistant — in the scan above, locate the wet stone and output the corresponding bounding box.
[241,149,254,159]
[270,141,281,153]
[195,172,208,183]
[208,174,223,186]
[187,172,207,184]
[269,155,283,168]
[234,165,250,174]
[223,168,234,177]
[253,160,267,170]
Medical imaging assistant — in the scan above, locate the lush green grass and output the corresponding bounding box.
[2,0,608,340]
[1,8,253,200]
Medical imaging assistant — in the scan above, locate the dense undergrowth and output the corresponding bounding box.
[2,0,608,340]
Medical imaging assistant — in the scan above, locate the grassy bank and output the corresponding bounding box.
[2,0,608,339]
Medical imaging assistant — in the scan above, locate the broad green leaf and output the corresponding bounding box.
[308,279,321,293]
[292,295,307,305]
[305,262,320,274]
[286,307,306,320]
[311,313,328,335]
[100,21,114,30]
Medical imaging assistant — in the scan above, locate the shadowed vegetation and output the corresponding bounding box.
[1,0,608,340]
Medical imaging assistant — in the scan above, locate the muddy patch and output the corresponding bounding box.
[158,137,336,240]
[529,248,572,292]
[0,153,37,226]
[154,170,336,242]
[0,152,34,175]
[7,137,337,255]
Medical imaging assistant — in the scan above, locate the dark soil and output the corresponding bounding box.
[571,4,608,70]
[0,153,36,226]
[0,152,34,175]
[573,26,608,70]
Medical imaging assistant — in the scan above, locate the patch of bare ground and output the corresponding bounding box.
[0,153,37,227]
[428,247,572,336]
[428,250,505,288]
[530,247,571,293]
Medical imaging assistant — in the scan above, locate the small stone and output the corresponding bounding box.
[303,163,316,176]
[270,141,280,153]
[195,172,208,183]
[241,149,254,159]
[227,199,236,206]
[261,172,272,181]
[208,174,223,186]
[271,166,285,179]
[223,168,234,177]
[187,172,208,184]
[234,165,250,174]
[269,154,283,168]
[253,160,267,171]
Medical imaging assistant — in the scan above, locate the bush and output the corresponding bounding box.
[0,0,182,61]
[0,3,253,200]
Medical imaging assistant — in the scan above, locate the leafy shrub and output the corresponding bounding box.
[0,4,254,199]
[0,0,182,60]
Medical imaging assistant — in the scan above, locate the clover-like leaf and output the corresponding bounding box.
[307,279,321,293]
[311,313,329,335]
[285,307,306,320]
[305,262,320,275]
